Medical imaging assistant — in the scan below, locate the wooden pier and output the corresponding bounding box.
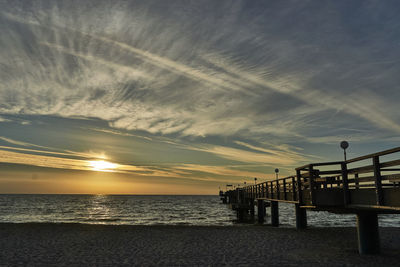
[220,147,400,254]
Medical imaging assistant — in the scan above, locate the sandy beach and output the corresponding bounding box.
[0,223,399,266]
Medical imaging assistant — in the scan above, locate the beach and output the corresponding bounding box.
[0,223,399,266]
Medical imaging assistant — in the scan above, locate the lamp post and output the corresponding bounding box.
[275,168,279,180]
[254,177,257,185]
[340,141,349,161]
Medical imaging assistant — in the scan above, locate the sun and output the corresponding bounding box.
[88,160,118,172]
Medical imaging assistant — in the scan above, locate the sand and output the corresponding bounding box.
[0,223,399,266]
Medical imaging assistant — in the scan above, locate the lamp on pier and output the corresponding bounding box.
[254,177,257,185]
[340,141,349,161]
[275,168,279,180]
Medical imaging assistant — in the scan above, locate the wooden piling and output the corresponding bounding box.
[257,199,265,224]
[237,209,246,222]
[356,212,380,254]
[271,201,279,227]
[250,199,255,217]
[295,204,307,229]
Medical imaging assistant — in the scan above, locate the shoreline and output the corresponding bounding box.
[0,223,399,266]
[0,222,400,231]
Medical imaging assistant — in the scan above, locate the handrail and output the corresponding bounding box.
[240,175,295,191]
[223,146,400,209]
[346,147,400,163]
[295,147,400,170]
[296,161,343,170]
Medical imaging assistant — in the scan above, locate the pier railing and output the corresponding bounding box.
[225,147,400,212]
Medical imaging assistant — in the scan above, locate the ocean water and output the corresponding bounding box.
[0,194,398,227]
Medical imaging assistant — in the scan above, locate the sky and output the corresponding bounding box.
[0,0,399,194]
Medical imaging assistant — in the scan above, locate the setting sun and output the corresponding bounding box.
[88,160,118,172]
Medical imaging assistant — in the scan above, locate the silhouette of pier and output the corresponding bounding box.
[220,147,400,254]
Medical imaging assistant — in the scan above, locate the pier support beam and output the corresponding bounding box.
[356,212,380,254]
[295,204,307,229]
[257,199,265,224]
[271,201,279,227]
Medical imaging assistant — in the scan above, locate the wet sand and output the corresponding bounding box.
[0,223,399,266]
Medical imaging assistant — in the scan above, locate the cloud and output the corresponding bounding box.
[0,147,187,178]
[177,143,306,166]
[201,145,297,165]
[0,136,112,160]
[0,149,95,172]
[0,0,399,146]
[174,164,271,180]
[0,137,41,148]
[84,127,152,141]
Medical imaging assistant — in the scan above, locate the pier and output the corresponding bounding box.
[220,147,400,254]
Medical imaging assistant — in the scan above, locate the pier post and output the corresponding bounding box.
[271,201,279,226]
[250,199,255,218]
[257,199,265,224]
[356,212,380,254]
[295,204,307,229]
[237,209,246,222]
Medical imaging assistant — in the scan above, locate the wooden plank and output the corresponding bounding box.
[347,176,375,183]
[346,174,399,183]
[347,165,374,174]
[381,168,400,172]
[318,170,342,175]
[311,161,343,167]
[299,205,317,209]
[264,198,299,204]
[380,159,400,168]
[351,183,375,190]
[296,164,310,171]
[296,162,342,171]
[383,173,400,181]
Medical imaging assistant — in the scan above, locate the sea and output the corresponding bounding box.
[0,194,398,227]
